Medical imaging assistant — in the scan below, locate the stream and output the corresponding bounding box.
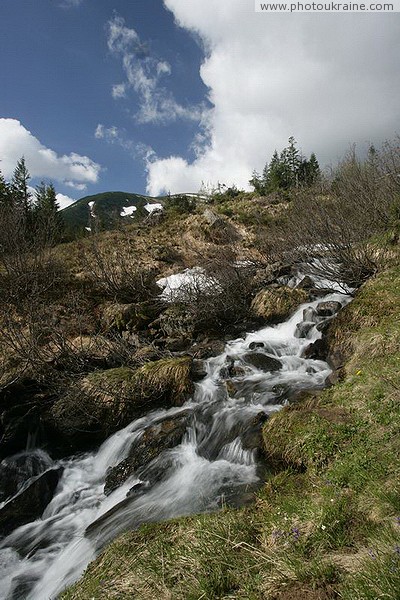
[0,288,350,599]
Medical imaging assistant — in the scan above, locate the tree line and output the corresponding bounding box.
[0,157,64,246]
[250,136,320,194]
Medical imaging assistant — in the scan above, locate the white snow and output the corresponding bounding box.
[157,267,217,302]
[144,203,164,214]
[120,205,137,218]
[85,227,91,232]
[88,201,95,217]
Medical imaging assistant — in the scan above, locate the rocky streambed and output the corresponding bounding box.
[0,281,350,599]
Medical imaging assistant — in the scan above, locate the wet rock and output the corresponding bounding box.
[165,338,190,352]
[188,339,225,360]
[309,287,335,299]
[0,450,53,503]
[316,301,342,317]
[219,357,247,379]
[104,413,189,495]
[303,307,317,322]
[241,412,269,451]
[243,352,282,372]
[301,339,329,361]
[248,341,265,350]
[294,321,315,339]
[296,275,314,290]
[0,467,63,536]
[191,359,207,381]
[316,317,333,334]
[48,358,193,453]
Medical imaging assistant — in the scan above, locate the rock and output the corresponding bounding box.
[248,341,265,350]
[203,208,222,227]
[188,339,225,360]
[301,339,329,361]
[0,467,63,536]
[0,450,53,503]
[191,359,207,381]
[316,301,342,317]
[309,287,335,299]
[102,301,164,333]
[219,358,247,379]
[316,317,333,334]
[48,358,194,452]
[303,307,317,322]
[251,287,308,324]
[296,275,314,290]
[294,322,315,339]
[165,338,191,352]
[104,413,189,495]
[241,412,269,451]
[243,352,282,372]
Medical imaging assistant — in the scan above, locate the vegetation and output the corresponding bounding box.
[62,255,400,600]
[250,137,320,195]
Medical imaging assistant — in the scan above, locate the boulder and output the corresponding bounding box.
[0,450,53,503]
[48,358,194,451]
[191,359,207,381]
[243,352,282,372]
[248,341,265,350]
[301,339,329,361]
[296,275,314,290]
[251,287,308,324]
[294,322,315,339]
[104,413,189,495]
[303,307,318,322]
[316,301,342,317]
[0,467,63,536]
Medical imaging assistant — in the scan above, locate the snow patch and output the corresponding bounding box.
[157,267,217,302]
[144,203,163,214]
[120,205,137,218]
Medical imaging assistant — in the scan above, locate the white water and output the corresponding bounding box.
[0,291,349,599]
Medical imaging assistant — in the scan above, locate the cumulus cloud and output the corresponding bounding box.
[146,0,400,194]
[0,119,101,189]
[107,15,206,125]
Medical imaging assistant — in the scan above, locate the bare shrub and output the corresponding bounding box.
[256,139,400,290]
[80,233,158,303]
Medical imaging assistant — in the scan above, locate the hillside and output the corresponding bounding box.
[61,191,159,231]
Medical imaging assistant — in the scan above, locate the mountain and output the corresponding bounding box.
[61,191,160,231]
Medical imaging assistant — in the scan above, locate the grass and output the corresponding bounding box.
[63,259,400,599]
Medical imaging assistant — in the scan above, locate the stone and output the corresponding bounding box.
[0,467,63,536]
[104,413,189,495]
[316,301,342,317]
[296,275,314,290]
[294,322,315,339]
[303,307,318,322]
[191,359,207,381]
[243,352,282,372]
[301,339,329,361]
[248,341,265,350]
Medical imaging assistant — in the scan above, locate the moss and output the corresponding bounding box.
[251,286,308,323]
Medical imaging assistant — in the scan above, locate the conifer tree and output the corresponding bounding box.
[11,157,32,216]
[35,181,63,245]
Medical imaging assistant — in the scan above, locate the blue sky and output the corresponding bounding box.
[1,1,399,207]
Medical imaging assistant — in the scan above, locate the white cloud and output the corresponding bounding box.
[107,15,206,125]
[0,119,101,189]
[146,0,400,194]
[56,193,76,210]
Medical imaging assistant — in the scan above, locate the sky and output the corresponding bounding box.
[0,0,399,208]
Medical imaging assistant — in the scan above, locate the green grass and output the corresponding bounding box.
[63,260,400,600]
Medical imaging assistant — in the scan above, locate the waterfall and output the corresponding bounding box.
[0,290,350,600]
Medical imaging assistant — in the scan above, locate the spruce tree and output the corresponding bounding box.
[0,169,12,205]
[35,181,63,245]
[11,157,32,216]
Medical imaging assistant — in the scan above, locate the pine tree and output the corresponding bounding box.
[11,157,32,216]
[35,181,63,245]
[0,169,12,205]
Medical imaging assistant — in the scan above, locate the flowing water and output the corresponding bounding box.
[0,290,349,599]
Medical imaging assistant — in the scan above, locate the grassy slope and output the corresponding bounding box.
[63,259,400,600]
